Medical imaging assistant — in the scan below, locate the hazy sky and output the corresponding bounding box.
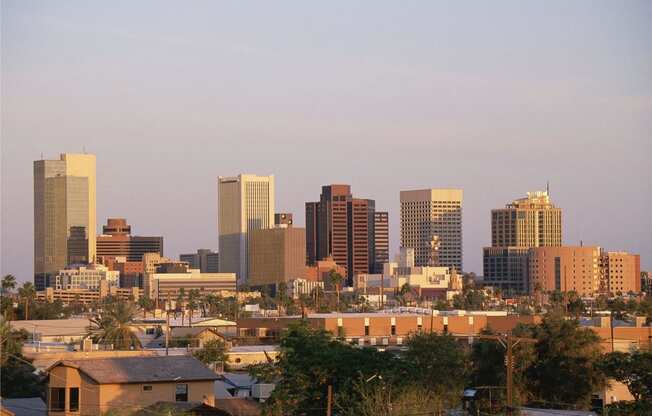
[2,1,651,281]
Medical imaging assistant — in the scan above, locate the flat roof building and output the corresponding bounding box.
[218,174,275,285]
[400,188,463,271]
[248,226,306,287]
[34,153,96,289]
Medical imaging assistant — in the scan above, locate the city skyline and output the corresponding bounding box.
[3,1,651,280]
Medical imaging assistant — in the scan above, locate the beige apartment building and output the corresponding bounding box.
[218,174,275,284]
[34,153,96,289]
[400,189,463,271]
[483,190,562,294]
[145,268,236,302]
[46,356,217,415]
[248,226,306,286]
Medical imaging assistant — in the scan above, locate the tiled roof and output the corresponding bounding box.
[50,356,218,384]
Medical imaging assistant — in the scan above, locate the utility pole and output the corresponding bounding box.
[165,310,170,356]
[326,385,332,416]
[506,334,513,414]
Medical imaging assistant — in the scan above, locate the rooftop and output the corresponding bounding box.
[49,355,218,384]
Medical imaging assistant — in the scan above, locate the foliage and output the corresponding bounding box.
[1,274,17,294]
[452,288,486,311]
[525,314,605,409]
[87,301,141,350]
[0,316,43,397]
[17,282,36,320]
[259,321,402,415]
[598,351,652,402]
[402,331,468,396]
[192,339,228,367]
[338,382,450,416]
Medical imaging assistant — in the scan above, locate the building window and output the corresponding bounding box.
[364,325,370,336]
[176,384,189,402]
[69,388,79,412]
[143,385,153,392]
[50,388,66,411]
[391,325,396,336]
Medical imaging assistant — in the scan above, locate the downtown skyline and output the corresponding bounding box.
[2,1,651,280]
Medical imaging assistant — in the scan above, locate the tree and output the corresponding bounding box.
[328,270,344,311]
[403,332,468,397]
[17,282,36,320]
[193,339,228,371]
[187,289,201,325]
[176,288,186,325]
[1,274,17,294]
[0,316,43,397]
[138,295,154,319]
[87,301,141,350]
[260,321,401,415]
[598,351,652,403]
[525,314,605,409]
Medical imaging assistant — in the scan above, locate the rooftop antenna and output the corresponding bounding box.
[546,181,550,195]
[83,146,87,154]
[40,152,44,160]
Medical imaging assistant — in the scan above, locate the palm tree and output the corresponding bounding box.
[138,295,154,319]
[18,282,36,320]
[176,288,186,325]
[328,269,344,311]
[87,301,141,350]
[1,275,17,295]
[187,289,201,325]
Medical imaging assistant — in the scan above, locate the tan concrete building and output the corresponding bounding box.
[400,188,463,271]
[54,264,119,290]
[34,153,96,289]
[248,226,306,286]
[45,356,218,415]
[600,251,641,294]
[145,268,237,301]
[528,246,641,296]
[218,174,275,284]
[528,246,601,296]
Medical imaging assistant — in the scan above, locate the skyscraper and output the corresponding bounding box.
[400,189,463,271]
[34,153,96,289]
[218,174,274,284]
[483,190,562,294]
[305,185,387,281]
[372,211,389,273]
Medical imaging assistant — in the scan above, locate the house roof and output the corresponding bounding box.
[48,356,218,384]
[170,327,223,338]
[134,402,231,416]
[0,397,46,416]
[9,319,90,337]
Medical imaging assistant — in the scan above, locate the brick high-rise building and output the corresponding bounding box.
[600,251,641,294]
[400,189,463,271]
[483,190,561,294]
[34,153,97,290]
[96,218,164,262]
[306,185,386,281]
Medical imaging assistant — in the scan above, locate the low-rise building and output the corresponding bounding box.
[10,319,91,343]
[54,264,119,290]
[45,356,218,415]
[144,266,236,302]
[36,283,141,305]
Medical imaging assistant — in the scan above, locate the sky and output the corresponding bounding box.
[2,1,651,282]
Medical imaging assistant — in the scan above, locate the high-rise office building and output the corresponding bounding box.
[305,185,386,280]
[400,189,463,271]
[96,218,164,262]
[34,153,96,289]
[218,174,275,284]
[180,249,219,273]
[483,190,561,294]
[305,202,320,265]
[372,211,389,273]
[248,226,306,287]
